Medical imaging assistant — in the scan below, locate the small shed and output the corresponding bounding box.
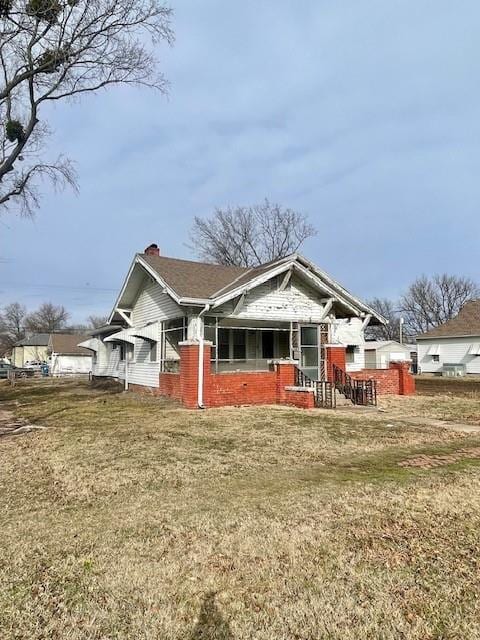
[364,341,415,370]
[48,334,92,376]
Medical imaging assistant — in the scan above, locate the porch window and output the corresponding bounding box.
[218,328,230,360]
[160,317,187,373]
[233,330,246,360]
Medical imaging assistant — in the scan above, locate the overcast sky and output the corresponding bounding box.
[1,0,479,323]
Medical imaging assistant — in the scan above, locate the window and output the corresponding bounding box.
[262,331,274,359]
[233,330,246,360]
[432,354,440,363]
[218,329,230,360]
[217,328,247,361]
[119,343,133,362]
[346,345,356,364]
[150,341,157,362]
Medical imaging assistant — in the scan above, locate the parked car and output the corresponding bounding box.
[24,360,45,370]
[0,362,12,379]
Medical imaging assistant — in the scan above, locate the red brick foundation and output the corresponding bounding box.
[284,388,315,409]
[325,346,346,382]
[175,341,299,408]
[159,372,181,400]
[350,361,415,395]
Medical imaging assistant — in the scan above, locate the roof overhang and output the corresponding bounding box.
[107,252,387,327]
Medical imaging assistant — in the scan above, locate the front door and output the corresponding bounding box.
[300,325,320,381]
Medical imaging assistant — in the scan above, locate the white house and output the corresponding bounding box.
[364,341,416,370]
[79,244,416,407]
[417,300,480,375]
[48,334,93,376]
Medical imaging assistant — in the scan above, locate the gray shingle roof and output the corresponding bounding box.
[15,333,50,347]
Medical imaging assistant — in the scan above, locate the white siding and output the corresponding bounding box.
[94,283,182,387]
[346,345,365,373]
[131,281,183,325]
[51,354,92,376]
[418,337,480,374]
[93,342,121,378]
[217,276,328,322]
[331,318,364,346]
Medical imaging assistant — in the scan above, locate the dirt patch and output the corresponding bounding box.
[399,447,480,469]
[0,409,46,438]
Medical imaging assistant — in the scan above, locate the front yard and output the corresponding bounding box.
[2,378,480,639]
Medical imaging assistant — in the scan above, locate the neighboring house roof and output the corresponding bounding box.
[49,334,91,356]
[111,250,387,326]
[417,300,480,340]
[14,333,50,347]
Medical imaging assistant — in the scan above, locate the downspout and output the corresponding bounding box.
[197,304,210,409]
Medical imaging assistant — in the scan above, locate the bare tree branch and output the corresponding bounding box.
[189,199,317,267]
[399,274,480,336]
[0,0,173,215]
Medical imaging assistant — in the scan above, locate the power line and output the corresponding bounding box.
[0,282,118,293]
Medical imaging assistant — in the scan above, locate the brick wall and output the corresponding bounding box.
[207,370,278,407]
[350,361,415,395]
[174,342,299,408]
[284,388,315,409]
[128,382,160,396]
[325,346,346,382]
[159,372,181,399]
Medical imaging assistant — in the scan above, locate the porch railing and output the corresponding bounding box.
[294,367,336,409]
[332,364,377,406]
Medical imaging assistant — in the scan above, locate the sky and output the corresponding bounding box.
[1,0,479,323]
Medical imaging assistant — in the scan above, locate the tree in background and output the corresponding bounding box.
[0,301,27,353]
[0,0,173,215]
[25,302,69,332]
[190,199,317,267]
[399,274,480,335]
[88,315,108,329]
[365,298,404,342]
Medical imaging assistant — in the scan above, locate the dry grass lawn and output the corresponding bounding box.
[2,378,480,639]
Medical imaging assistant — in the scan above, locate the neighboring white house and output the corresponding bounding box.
[363,341,416,370]
[417,300,480,375]
[80,244,386,398]
[48,334,93,376]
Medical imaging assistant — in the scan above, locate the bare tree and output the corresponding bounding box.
[365,298,403,341]
[87,314,107,329]
[25,301,69,331]
[0,301,27,341]
[399,274,480,335]
[0,0,173,215]
[190,199,317,267]
[0,301,27,354]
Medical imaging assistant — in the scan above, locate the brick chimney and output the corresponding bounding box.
[144,243,160,256]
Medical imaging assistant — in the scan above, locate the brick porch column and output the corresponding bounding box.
[275,361,297,403]
[389,361,415,395]
[325,346,347,382]
[179,341,212,408]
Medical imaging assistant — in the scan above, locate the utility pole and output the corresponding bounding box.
[399,317,404,344]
